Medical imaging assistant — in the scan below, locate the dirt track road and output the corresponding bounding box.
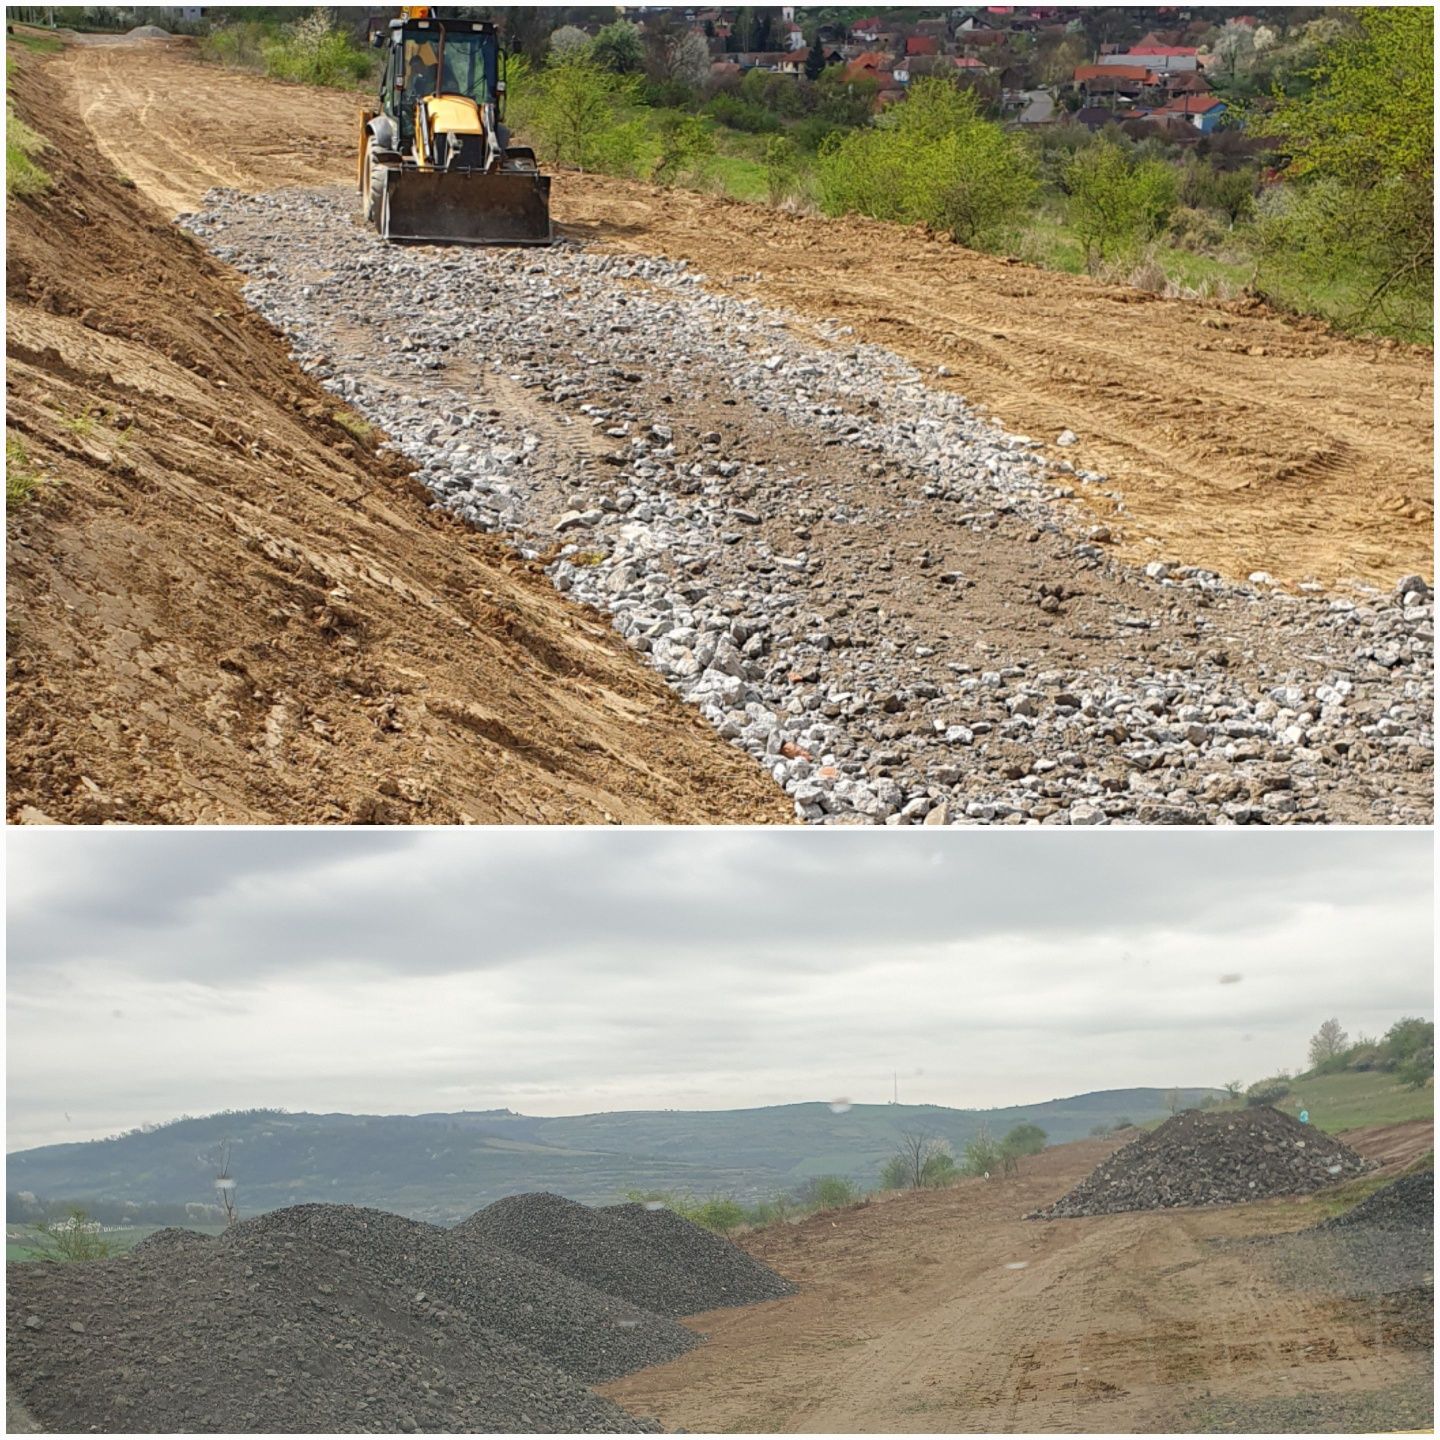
[61,41,1433,592]
[601,1128,1433,1434]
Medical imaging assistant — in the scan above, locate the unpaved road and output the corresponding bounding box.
[61,40,1434,592]
[601,1127,1433,1434]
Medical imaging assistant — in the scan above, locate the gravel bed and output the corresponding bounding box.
[179,187,1434,825]
[1031,1107,1370,1218]
[1320,1168,1434,1234]
[7,1218,660,1433]
[458,1192,793,1316]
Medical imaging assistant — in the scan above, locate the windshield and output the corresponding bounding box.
[403,32,489,105]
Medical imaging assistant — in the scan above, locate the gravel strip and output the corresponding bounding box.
[1031,1107,1370,1218]
[180,187,1434,826]
[458,1192,794,1316]
[7,1217,660,1433]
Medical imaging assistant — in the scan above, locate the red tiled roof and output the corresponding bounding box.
[844,50,889,77]
[1074,64,1154,83]
[850,16,881,29]
[1129,44,1197,56]
[1160,94,1224,113]
[905,35,939,55]
[953,55,987,68]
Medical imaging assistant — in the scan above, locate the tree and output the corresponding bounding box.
[214,1140,238,1227]
[591,20,643,75]
[1065,138,1178,268]
[1383,1017,1434,1066]
[547,25,592,62]
[1308,1018,1349,1069]
[524,56,641,173]
[1001,1123,1047,1157]
[804,32,827,82]
[1224,1079,1243,1101]
[645,24,711,89]
[1256,8,1432,336]
[961,1123,1002,1177]
[1164,1088,1183,1115]
[887,1128,957,1189]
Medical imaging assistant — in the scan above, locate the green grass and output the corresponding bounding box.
[1203,1070,1434,1135]
[7,1221,227,1262]
[6,106,51,197]
[6,436,40,506]
[332,409,375,444]
[10,30,64,54]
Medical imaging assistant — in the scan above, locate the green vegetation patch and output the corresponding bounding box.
[6,436,41,506]
[6,106,51,198]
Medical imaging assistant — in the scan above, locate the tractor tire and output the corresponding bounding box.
[366,161,387,234]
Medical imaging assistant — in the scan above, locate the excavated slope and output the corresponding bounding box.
[4,54,790,825]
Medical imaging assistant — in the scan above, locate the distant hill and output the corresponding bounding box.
[6,1090,1222,1224]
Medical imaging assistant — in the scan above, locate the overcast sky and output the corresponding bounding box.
[6,830,1432,1151]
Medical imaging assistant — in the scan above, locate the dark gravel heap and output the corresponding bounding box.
[1031,1107,1370,1218]
[1320,1169,1434,1234]
[7,1216,661,1434]
[459,1192,793,1316]
[130,1226,217,1257]
[232,1204,698,1381]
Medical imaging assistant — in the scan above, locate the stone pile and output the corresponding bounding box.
[1031,1107,1370,1218]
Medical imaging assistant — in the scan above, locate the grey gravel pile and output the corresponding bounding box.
[176,186,1434,826]
[459,1192,793,1316]
[1320,1169,1434,1234]
[7,1212,663,1433]
[1031,1107,1370,1218]
[232,1203,699,1380]
[130,1226,217,1257]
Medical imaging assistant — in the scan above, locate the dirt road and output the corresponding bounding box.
[61,41,1433,592]
[601,1128,1433,1433]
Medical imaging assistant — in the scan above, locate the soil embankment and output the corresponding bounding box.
[5,50,790,825]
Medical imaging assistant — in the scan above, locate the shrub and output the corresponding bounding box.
[763,134,804,205]
[1168,204,1230,254]
[1002,1124,1047,1157]
[1065,138,1179,269]
[796,1174,858,1209]
[650,110,715,186]
[817,79,1036,248]
[961,1125,1002,1177]
[1246,1077,1291,1107]
[22,1208,113,1262]
[1398,1044,1434,1091]
[706,94,781,134]
[261,10,373,89]
[521,57,644,175]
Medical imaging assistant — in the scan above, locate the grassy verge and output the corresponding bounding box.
[626,1177,866,1235]
[9,29,64,54]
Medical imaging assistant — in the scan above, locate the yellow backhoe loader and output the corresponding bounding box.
[358,7,552,245]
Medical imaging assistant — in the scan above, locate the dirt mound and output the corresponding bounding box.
[1321,1170,1434,1234]
[1031,1107,1371,1219]
[7,1225,656,1433]
[458,1192,793,1317]
[4,51,790,825]
[124,24,170,38]
[232,1203,699,1381]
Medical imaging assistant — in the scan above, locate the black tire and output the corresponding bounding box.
[367,161,387,233]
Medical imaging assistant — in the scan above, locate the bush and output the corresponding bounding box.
[706,94,781,134]
[1246,1078,1291,1107]
[22,1208,113,1262]
[817,79,1036,248]
[1168,204,1232,253]
[520,56,644,175]
[260,10,373,89]
[1002,1123,1047,1157]
[1398,1044,1434,1090]
[650,110,715,186]
[763,134,804,205]
[796,1175,858,1210]
[1065,138,1179,269]
[961,1126,1002,1177]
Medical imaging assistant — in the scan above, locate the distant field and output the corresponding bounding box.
[6,1222,225,1263]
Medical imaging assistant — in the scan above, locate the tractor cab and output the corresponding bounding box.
[375,10,506,162]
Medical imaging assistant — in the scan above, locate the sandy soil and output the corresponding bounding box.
[601,1130,1432,1434]
[5,51,790,825]
[59,41,1433,593]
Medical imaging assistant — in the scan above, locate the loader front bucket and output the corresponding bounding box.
[379,167,553,246]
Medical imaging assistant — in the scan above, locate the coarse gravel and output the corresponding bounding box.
[458,1192,794,1316]
[7,1215,662,1434]
[176,186,1435,827]
[234,1203,702,1381]
[1030,1107,1371,1219]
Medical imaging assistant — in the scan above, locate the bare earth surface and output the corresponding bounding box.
[6,49,789,825]
[62,41,1434,592]
[601,1126,1433,1434]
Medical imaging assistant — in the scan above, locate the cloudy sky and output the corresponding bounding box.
[6,830,1432,1151]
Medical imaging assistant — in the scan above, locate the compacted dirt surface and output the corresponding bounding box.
[11,39,1433,825]
[5,49,789,825]
[601,1127,1433,1434]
